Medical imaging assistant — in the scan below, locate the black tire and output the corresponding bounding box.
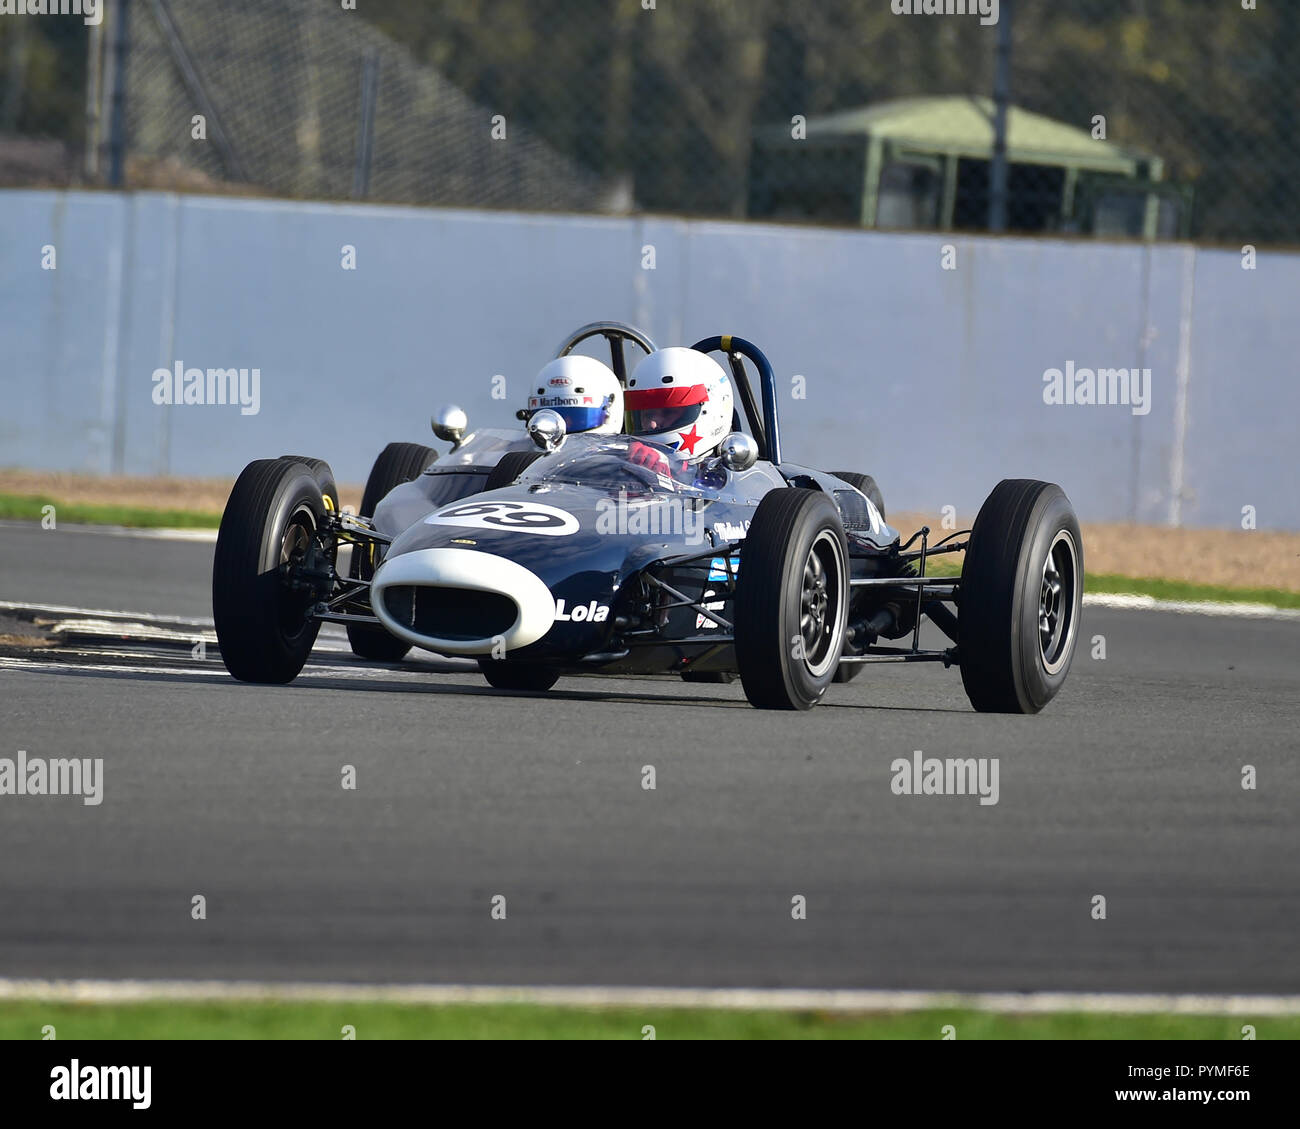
[734,489,850,710]
[359,442,438,517]
[280,455,339,512]
[830,474,884,685]
[478,660,560,692]
[958,479,1083,714]
[346,442,438,661]
[832,471,885,520]
[213,459,328,683]
[485,450,543,492]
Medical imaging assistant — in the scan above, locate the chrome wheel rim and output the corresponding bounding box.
[799,529,846,678]
[1038,529,1078,674]
[277,505,316,639]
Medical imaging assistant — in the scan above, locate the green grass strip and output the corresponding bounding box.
[0,493,221,530]
[1084,573,1300,609]
[0,1001,1292,1040]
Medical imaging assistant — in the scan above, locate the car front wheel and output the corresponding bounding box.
[958,479,1083,713]
[212,458,331,683]
[734,488,850,710]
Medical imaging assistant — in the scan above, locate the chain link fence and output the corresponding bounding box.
[0,0,1296,243]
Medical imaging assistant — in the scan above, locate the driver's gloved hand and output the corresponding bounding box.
[627,441,671,478]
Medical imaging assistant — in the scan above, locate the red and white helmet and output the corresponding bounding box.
[525,355,623,436]
[624,347,734,459]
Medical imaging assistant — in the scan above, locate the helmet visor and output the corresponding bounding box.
[553,403,615,432]
[624,385,707,436]
[527,394,617,434]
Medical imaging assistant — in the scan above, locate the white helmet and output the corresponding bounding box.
[525,355,623,436]
[625,347,734,459]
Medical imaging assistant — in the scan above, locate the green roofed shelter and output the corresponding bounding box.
[748,96,1188,240]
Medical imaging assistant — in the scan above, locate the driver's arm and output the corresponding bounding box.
[626,439,672,477]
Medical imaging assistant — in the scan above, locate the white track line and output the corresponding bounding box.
[0,600,213,627]
[0,656,229,678]
[0,651,459,680]
[1083,593,1300,620]
[89,526,217,543]
[0,602,356,652]
[0,978,1296,1016]
[0,519,217,543]
[0,655,413,679]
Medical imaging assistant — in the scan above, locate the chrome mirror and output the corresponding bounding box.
[432,404,468,447]
[718,432,758,472]
[528,409,566,452]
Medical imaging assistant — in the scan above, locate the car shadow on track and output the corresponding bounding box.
[2,654,750,709]
[336,656,973,713]
[4,649,973,713]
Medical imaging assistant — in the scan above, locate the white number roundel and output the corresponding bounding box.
[424,500,580,537]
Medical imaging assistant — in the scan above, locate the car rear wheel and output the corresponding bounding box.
[484,450,544,492]
[280,455,340,513]
[734,488,850,710]
[478,660,560,692]
[958,479,1083,713]
[213,458,330,683]
[347,442,438,661]
[832,471,886,520]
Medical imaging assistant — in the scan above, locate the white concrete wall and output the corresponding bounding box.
[2,189,1295,529]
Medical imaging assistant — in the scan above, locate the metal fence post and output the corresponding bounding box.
[353,51,380,200]
[989,0,1013,232]
[107,0,130,189]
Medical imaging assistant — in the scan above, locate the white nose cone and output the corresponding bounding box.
[370,548,556,655]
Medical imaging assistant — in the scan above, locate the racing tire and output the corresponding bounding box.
[485,450,543,492]
[280,455,340,512]
[734,488,850,711]
[213,458,329,684]
[478,660,560,693]
[958,479,1083,714]
[830,473,884,685]
[358,442,439,517]
[347,442,439,661]
[832,471,886,521]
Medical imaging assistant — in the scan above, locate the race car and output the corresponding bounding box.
[334,321,655,659]
[212,327,1083,712]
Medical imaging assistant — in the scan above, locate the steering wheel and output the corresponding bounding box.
[555,321,657,386]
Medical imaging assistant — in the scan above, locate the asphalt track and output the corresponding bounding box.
[1,522,1297,992]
